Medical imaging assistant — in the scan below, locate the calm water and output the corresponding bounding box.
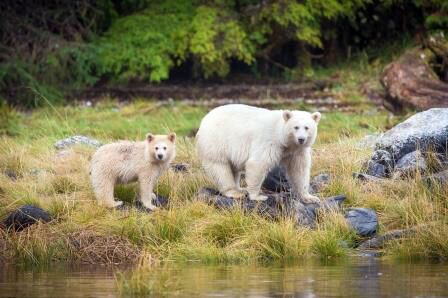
[1,258,447,297]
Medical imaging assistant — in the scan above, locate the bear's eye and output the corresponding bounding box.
[155,147,159,150]
[163,146,167,150]
[294,126,299,130]
[304,126,309,130]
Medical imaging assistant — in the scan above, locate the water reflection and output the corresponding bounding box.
[1,259,447,297]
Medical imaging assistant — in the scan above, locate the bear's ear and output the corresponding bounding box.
[283,111,293,122]
[311,112,321,123]
[146,133,154,143]
[168,132,176,143]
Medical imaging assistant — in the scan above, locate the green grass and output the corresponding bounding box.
[0,92,447,269]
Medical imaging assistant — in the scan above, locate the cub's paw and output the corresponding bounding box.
[301,194,320,204]
[224,189,247,199]
[107,200,124,209]
[249,194,268,201]
[151,193,157,201]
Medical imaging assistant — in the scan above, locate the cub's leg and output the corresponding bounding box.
[138,175,158,211]
[284,150,320,204]
[91,173,123,208]
[245,160,269,201]
[232,167,242,190]
[203,160,246,199]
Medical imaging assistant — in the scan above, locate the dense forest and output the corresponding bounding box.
[0,0,447,107]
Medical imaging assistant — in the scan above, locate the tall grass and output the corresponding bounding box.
[0,100,447,269]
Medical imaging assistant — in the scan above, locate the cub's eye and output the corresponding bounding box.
[304,126,309,130]
[163,147,167,150]
[155,147,159,150]
[294,126,299,130]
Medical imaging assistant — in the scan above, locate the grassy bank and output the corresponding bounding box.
[0,97,447,269]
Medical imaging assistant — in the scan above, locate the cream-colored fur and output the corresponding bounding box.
[196,104,320,203]
[90,133,176,209]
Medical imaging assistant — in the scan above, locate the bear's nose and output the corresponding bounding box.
[298,138,306,144]
[157,154,164,160]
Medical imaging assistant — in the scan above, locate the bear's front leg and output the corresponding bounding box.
[245,160,269,201]
[139,177,157,211]
[284,150,320,204]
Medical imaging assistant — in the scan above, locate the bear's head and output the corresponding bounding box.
[145,133,176,162]
[282,110,321,147]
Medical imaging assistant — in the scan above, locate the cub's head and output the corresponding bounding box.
[282,110,321,146]
[145,133,176,162]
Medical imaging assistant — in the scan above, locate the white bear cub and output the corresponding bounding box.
[90,133,176,209]
[196,104,320,203]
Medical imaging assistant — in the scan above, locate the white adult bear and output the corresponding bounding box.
[196,104,321,203]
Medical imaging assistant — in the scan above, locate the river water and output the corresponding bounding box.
[1,258,447,297]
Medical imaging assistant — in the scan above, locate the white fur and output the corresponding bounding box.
[90,134,176,209]
[196,104,320,203]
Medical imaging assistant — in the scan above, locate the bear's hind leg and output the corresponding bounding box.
[245,160,269,201]
[203,160,246,199]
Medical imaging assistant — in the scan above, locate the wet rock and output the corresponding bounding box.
[394,150,427,175]
[54,135,102,150]
[344,208,378,237]
[262,166,330,194]
[262,166,290,192]
[170,163,190,173]
[197,187,346,228]
[375,108,448,161]
[358,228,416,249]
[366,150,393,177]
[309,173,331,194]
[2,205,51,232]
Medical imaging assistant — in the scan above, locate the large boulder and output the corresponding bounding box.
[374,108,448,161]
[344,208,378,237]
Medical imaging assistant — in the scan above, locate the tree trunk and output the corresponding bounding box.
[380,40,448,113]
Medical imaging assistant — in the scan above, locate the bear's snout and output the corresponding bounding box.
[157,153,164,160]
[297,137,306,144]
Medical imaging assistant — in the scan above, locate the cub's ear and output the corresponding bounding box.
[283,111,292,122]
[168,132,176,143]
[146,133,154,143]
[311,112,321,123]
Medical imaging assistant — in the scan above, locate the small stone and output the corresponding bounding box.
[353,172,383,182]
[366,162,387,178]
[2,205,51,232]
[309,173,331,194]
[54,135,102,150]
[425,169,448,186]
[171,163,190,173]
[344,207,378,237]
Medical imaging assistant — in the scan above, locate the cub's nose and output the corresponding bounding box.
[157,154,164,160]
[298,137,306,144]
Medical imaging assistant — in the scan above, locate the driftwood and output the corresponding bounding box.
[381,37,448,112]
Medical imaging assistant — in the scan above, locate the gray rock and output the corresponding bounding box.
[357,134,382,149]
[262,166,330,194]
[366,150,394,177]
[425,169,448,186]
[2,205,51,232]
[170,163,190,173]
[197,187,346,229]
[395,150,427,174]
[375,108,448,161]
[309,173,331,193]
[357,228,416,249]
[54,135,102,150]
[352,172,383,182]
[344,208,378,237]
